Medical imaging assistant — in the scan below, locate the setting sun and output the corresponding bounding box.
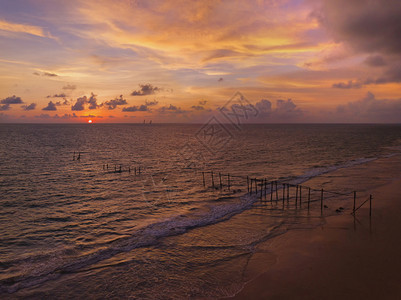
[88,120,93,123]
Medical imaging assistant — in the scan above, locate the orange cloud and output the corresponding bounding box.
[0,19,50,38]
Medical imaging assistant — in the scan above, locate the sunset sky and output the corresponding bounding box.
[1,0,400,123]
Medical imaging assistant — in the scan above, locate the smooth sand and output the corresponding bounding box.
[231,158,401,300]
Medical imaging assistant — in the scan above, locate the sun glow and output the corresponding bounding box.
[88,119,93,123]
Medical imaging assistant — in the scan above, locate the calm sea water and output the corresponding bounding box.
[1,124,401,298]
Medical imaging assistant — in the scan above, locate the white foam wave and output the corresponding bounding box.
[290,157,378,185]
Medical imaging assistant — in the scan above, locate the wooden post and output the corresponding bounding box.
[275,181,279,202]
[262,179,265,200]
[219,172,222,189]
[134,167,137,175]
[299,185,302,206]
[202,172,205,187]
[106,164,108,170]
[211,171,215,188]
[228,174,230,191]
[282,184,285,206]
[250,178,253,194]
[260,180,263,198]
[287,184,290,202]
[353,191,356,214]
[128,166,131,173]
[264,179,267,200]
[295,185,298,206]
[321,189,324,214]
[308,187,311,211]
[255,178,258,194]
[139,167,141,175]
[369,194,372,217]
[271,181,273,202]
[247,176,249,193]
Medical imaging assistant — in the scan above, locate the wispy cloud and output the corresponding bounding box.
[0,19,50,38]
[63,84,76,90]
[332,80,362,89]
[43,72,58,77]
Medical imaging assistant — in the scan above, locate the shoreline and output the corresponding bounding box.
[4,153,401,299]
[230,154,401,299]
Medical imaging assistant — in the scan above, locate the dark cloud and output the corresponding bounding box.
[333,65,401,87]
[317,0,401,55]
[255,99,272,114]
[158,104,187,114]
[250,98,302,121]
[122,105,149,112]
[59,113,78,119]
[276,99,301,115]
[88,93,101,109]
[332,80,362,89]
[43,72,58,77]
[35,114,51,119]
[21,103,37,111]
[104,95,127,110]
[335,92,401,122]
[79,114,102,118]
[316,1,401,86]
[0,104,10,111]
[60,99,70,105]
[63,84,76,90]
[71,96,87,111]
[145,99,158,106]
[218,77,224,82]
[373,64,401,84]
[191,100,210,111]
[131,84,160,96]
[1,95,23,104]
[42,101,57,111]
[47,93,67,98]
[33,72,40,76]
[122,99,158,112]
[191,105,205,111]
[364,55,387,67]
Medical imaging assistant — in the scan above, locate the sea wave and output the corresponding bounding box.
[0,194,258,294]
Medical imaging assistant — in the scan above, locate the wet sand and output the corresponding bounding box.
[231,156,401,299]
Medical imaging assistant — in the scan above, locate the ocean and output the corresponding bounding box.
[1,123,401,298]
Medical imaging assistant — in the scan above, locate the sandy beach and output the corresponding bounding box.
[231,155,401,299]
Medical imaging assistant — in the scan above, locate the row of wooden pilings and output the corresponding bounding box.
[201,171,372,216]
[202,171,231,190]
[102,164,142,175]
[247,177,326,212]
[247,177,371,216]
